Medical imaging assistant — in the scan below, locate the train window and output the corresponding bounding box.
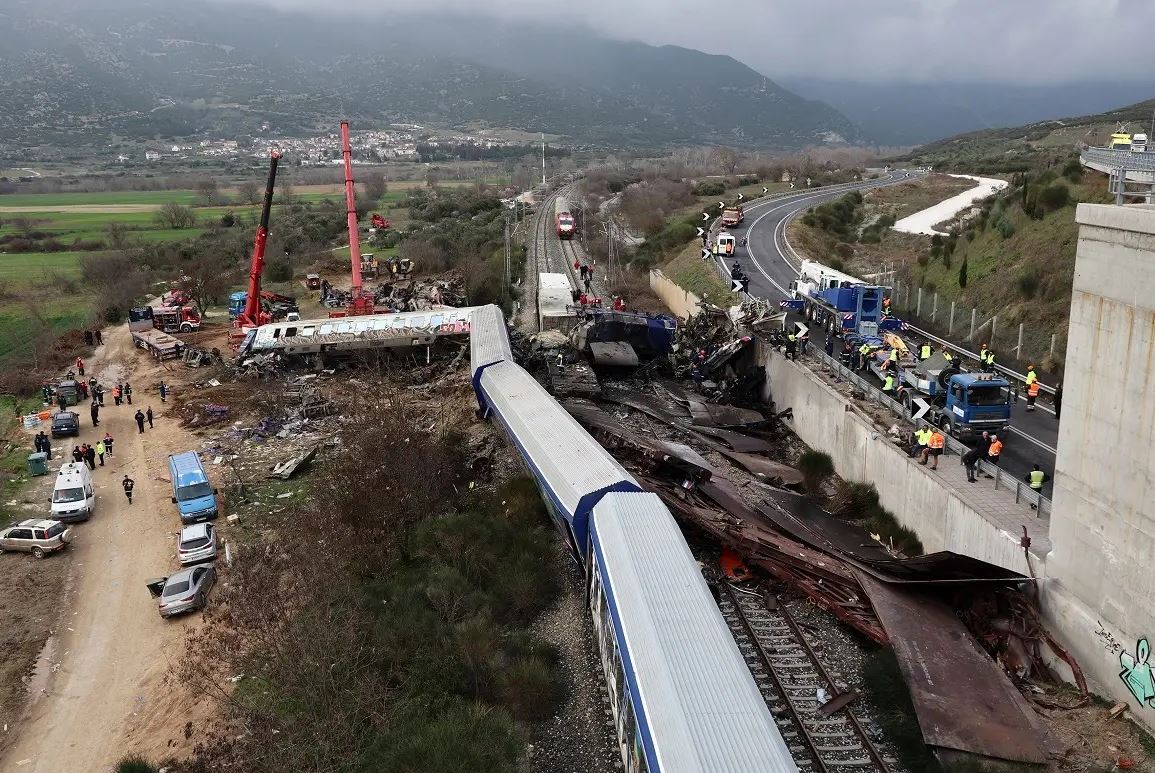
[285,327,298,337]
[272,328,281,339]
[300,326,315,337]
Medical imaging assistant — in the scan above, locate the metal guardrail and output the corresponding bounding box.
[1081,146,1155,172]
[804,346,1052,518]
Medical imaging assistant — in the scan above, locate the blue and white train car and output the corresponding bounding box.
[475,357,641,560]
[588,492,799,773]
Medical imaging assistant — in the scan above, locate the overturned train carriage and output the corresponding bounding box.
[242,308,476,358]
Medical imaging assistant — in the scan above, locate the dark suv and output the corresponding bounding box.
[51,411,80,438]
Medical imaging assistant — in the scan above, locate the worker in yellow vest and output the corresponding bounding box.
[941,347,953,364]
[857,342,871,371]
[1025,464,1049,491]
[882,373,895,393]
[1025,366,1039,411]
[984,348,996,372]
[911,425,932,457]
[887,348,898,371]
[919,343,932,361]
[978,343,989,368]
[919,429,946,469]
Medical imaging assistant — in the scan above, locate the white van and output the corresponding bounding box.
[51,462,95,523]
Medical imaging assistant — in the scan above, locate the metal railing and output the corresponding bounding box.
[802,346,1052,518]
[1081,145,1155,172]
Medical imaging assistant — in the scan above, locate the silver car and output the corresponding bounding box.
[0,519,72,558]
[177,523,217,565]
[147,564,216,618]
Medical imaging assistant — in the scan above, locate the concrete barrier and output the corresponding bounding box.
[649,269,701,319]
[758,339,1042,578]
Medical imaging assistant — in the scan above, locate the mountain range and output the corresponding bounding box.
[0,0,861,150]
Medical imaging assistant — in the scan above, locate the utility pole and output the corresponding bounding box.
[541,133,546,187]
[503,216,511,307]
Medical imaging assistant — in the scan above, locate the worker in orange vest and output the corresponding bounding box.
[1024,365,1039,410]
[919,429,946,470]
[987,434,1003,467]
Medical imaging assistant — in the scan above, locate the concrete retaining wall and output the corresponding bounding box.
[649,269,701,319]
[758,341,1036,577]
[1044,204,1155,727]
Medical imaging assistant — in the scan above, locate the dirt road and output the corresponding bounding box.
[2,327,210,770]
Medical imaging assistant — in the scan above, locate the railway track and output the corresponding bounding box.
[717,583,894,773]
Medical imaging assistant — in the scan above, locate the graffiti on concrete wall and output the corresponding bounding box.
[1095,620,1125,656]
[1120,638,1155,709]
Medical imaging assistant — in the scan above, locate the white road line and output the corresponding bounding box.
[1009,426,1058,454]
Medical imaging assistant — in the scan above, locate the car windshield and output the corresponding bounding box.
[181,537,211,550]
[176,482,213,501]
[163,580,191,597]
[53,416,74,427]
[45,523,66,538]
[968,386,1007,406]
[52,487,85,503]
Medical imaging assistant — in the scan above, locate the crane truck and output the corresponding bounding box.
[231,150,282,349]
[867,349,1012,439]
[328,120,378,317]
[785,259,901,337]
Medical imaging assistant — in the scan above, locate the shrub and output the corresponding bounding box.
[1062,159,1084,183]
[1038,182,1070,211]
[692,180,726,197]
[996,217,1015,239]
[916,253,930,268]
[115,757,158,773]
[266,259,293,282]
[958,259,968,288]
[797,450,835,493]
[1016,270,1040,299]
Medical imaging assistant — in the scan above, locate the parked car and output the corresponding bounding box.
[51,411,80,438]
[147,565,216,618]
[177,523,217,565]
[0,519,72,558]
[168,451,219,524]
[51,462,95,522]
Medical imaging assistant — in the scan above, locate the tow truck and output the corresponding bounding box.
[785,259,902,337]
[152,305,201,333]
[867,348,1012,439]
[721,204,744,228]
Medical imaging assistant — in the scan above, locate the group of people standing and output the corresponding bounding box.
[71,434,115,469]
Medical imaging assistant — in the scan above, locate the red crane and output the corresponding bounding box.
[231,150,282,345]
[336,120,375,316]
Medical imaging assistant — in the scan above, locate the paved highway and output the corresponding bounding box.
[724,173,1058,495]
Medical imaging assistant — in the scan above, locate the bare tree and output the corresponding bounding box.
[237,180,261,206]
[105,222,130,250]
[195,178,223,206]
[79,252,150,321]
[155,203,197,229]
[710,146,739,176]
[178,252,237,315]
[360,174,387,203]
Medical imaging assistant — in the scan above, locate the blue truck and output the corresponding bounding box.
[784,259,902,337]
[869,350,1012,439]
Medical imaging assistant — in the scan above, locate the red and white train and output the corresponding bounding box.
[555,197,576,240]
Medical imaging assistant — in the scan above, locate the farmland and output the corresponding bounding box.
[0,179,466,366]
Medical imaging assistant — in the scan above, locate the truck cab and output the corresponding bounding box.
[153,305,201,333]
[899,362,1011,439]
[721,205,744,227]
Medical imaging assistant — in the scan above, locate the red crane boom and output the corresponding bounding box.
[340,121,374,315]
[239,150,282,329]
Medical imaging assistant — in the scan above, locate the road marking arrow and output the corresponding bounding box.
[912,397,931,422]
[701,248,711,260]
[702,212,709,221]
[762,186,768,194]
[789,182,795,189]
[794,322,809,338]
[737,193,744,200]
[732,278,750,293]
[696,227,705,237]
[718,201,726,209]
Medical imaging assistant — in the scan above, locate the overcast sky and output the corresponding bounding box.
[209,0,1151,85]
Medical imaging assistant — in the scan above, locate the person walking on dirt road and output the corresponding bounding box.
[124,382,133,405]
[122,475,135,505]
[76,357,84,377]
[103,432,114,457]
[146,407,154,429]
[113,383,123,406]
[84,444,96,470]
[94,328,102,345]
[134,409,146,434]
[90,399,100,428]
[95,439,106,466]
[159,381,168,403]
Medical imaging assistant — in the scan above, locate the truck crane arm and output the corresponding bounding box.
[239,150,282,329]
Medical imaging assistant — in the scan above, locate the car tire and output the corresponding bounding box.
[180,323,192,333]
[31,547,45,559]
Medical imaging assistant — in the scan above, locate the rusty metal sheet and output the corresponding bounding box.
[760,490,1029,585]
[856,573,1059,764]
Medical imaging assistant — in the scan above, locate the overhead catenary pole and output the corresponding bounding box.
[541,133,546,186]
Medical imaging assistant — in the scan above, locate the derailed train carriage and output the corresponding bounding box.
[469,304,797,773]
